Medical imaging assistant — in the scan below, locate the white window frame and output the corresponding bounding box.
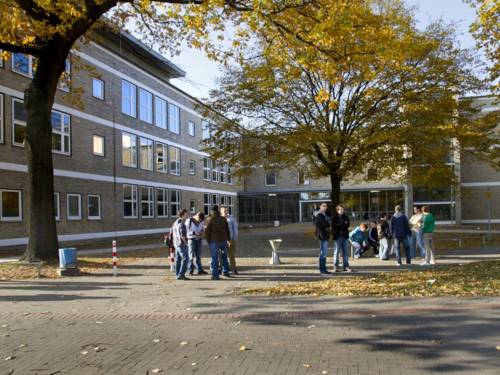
[170,189,180,218]
[168,103,180,134]
[92,78,104,100]
[189,199,196,214]
[0,189,22,222]
[212,162,220,182]
[121,80,137,118]
[298,171,310,185]
[227,166,233,185]
[265,172,276,186]
[139,137,154,171]
[169,146,181,176]
[87,194,102,220]
[93,135,105,157]
[0,93,3,144]
[123,184,138,219]
[156,188,169,218]
[140,186,154,218]
[122,132,137,168]
[220,164,227,184]
[203,158,211,181]
[54,192,60,221]
[227,196,234,215]
[139,88,153,124]
[66,193,82,221]
[51,110,71,155]
[12,98,27,147]
[155,142,168,173]
[188,160,196,175]
[202,120,210,140]
[203,193,211,215]
[154,96,167,129]
[11,53,33,78]
[188,121,195,137]
[57,58,71,92]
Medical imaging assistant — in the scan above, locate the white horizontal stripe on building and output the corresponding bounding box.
[0,84,208,157]
[461,182,500,187]
[462,219,500,224]
[0,162,237,196]
[413,201,455,205]
[0,227,169,247]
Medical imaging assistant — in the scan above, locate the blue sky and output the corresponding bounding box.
[169,0,478,99]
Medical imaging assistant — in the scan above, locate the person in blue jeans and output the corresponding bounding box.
[314,202,331,274]
[173,209,190,280]
[205,205,231,280]
[332,205,352,272]
[390,205,412,265]
[186,212,207,275]
[349,223,368,258]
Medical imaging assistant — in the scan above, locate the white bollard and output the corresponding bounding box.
[269,239,282,265]
[112,240,118,277]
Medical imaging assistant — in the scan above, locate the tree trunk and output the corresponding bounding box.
[22,44,70,261]
[329,173,342,211]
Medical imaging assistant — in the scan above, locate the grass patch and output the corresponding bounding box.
[244,260,500,297]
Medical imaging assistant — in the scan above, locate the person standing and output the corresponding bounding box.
[421,206,437,265]
[221,206,239,274]
[367,221,379,256]
[390,205,412,266]
[377,213,392,260]
[409,206,426,259]
[205,205,231,280]
[173,209,190,280]
[186,212,207,275]
[331,205,352,272]
[314,202,331,274]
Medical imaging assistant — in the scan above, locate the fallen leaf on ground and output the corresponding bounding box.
[307,325,316,329]
[153,339,160,343]
[80,351,88,355]
[151,369,162,373]
[18,344,27,348]
[303,363,311,368]
[180,341,188,346]
[1,324,8,328]
[191,362,197,366]
[95,321,103,324]
[322,371,328,374]
[4,356,14,361]
[239,345,247,351]
[214,355,220,359]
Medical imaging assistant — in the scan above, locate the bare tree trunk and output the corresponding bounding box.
[22,44,69,261]
[329,172,342,210]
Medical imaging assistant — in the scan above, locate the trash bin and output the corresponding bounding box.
[59,248,77,269]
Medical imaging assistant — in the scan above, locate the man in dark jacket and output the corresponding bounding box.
[314,202,331,274]
[331,204,352,272]
[205,205,231,280]
[390,205,412,265]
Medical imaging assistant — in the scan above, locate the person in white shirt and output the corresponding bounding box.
[220,206,239,274]
[409,206,426,259]
[185,212,207,275]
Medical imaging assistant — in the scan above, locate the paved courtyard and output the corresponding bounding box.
[0,233,499,374]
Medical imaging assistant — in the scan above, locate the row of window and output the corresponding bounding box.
[203,158,233,184]
[123,185,181,219]
[203,193,235,215]
[265,171,310,186]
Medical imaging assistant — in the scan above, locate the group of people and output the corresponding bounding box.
[170,205,239,280]
[314,204,436,274]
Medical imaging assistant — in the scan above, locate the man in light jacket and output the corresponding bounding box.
[221,206,239,274]
[409,206,426,259]
[173,209,190,280]
[186,212,207,275]
[390,205,412,266]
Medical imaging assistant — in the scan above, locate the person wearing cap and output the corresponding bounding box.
[205,205,231,280]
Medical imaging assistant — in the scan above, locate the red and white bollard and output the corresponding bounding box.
[112,240,118,277]
[169,247,175,272]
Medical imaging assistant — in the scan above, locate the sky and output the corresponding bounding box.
[168,0,479,100]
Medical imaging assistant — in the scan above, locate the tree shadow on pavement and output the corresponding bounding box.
[0,294,118,302]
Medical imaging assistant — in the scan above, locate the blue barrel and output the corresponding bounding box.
[59,248,77,268]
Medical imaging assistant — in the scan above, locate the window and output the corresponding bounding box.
[203,158,211,181]
[67,193,82,220]
[123,184,138,218]
[58,58,71,92]
[367,168,378,181]
[211,194,219,208]
[170,190,180,217]
[121,80,136,117]
[227,166,233,185]
[93,135,105,156]
[169,146,180,175]
[265,172,276,186]
[154,97,167,129]
[203,193,211,215]
[220,164,227,184]
[298,171,310,185]
[139,89,153,124]
[139,137,154,171]
[189,160,196,175]
[141,186,154,218]
[155,142,168,173]
[227,196,234,215]
[12,53,33,77]
[92,78,104,100]
[122,132,137,168]
[88,195,101,220]
[51,110,71,155]
[188,121,195,137]
[0,190,22,221]
[168,103,180,134]
[212,162,220,182]
[54,192,60,221]
[189,199,196,214]
[156,188,168,218]
[12,98,27,146]
[0,93,3,144]
[202,120,210,140]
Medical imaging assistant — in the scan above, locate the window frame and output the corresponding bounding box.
[122,132,137,168]
[11,53,33,78]
[57,58,71,92]
[298,171,310,185]
[169,146,181,176]
[212,162,220,182]
[139,88,153,124]
[189,199,196,214]
[168,103,180,134]
[140,186,154,218]
[92,78,105,100]
[0,189,23,222]
[265,172,277,186]
[188,160,196,175]
[154,96,167,129]
[66,193,82,221]
[139,137,154,171]
[12,98,27,147]
[51,110,71,155]
[202,120,210,140]
[203,158,211,181]
[87,194,102,220]
[155,142,168,173]
[188,121,195,137]
[156,188,169,218]
[93,135,105,157]
[123,184,138,219]
[170,189,180,218]
[121,80,137,118]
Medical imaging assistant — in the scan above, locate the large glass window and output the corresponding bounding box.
[139,137,154,171]
[203,193,211,215]
[93,135,105,156]
[203,158,211,181]
[139,89,153,123]
[12,53,33,77]
[51,110,71,155]
[202,120,210,140]
[169,146,180,175]
[0,190,22,222]
[155,142,168,173]
[168,103,180,134]
[227,166,233,184]
[141,186,154,218]
[67,193,82,220]
[154,97,167,129]
[170,190,180,217]
[189,160,196,175]
[121,80,136,117]
[265,172,276,186]
[220,164,228,184]
[188,121,195,137]
[122,132,137,168]
[212,162,220,182]
[87,195,101,220]
[12,98,27,146]
[156,188,168,218]
[92,78,104,100]
[189,199,196,214]
[123,184,138,218]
